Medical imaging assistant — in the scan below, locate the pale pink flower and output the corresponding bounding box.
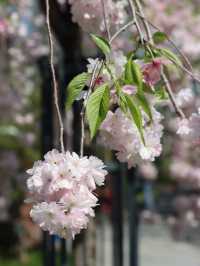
[122,85,137,95]
[177,118,191,135]
[100,108,163,168]
[26,150,107,239]
[176,88,194,108]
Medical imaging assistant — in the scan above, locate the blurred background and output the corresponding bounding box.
[0,0,200,265]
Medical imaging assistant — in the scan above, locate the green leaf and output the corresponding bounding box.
[153,31,167,44]
[159,48,182,66]
[66,73,89,109]
[86,84,110,139]
[155,86,168,100]
[125,59,143,90]
[91,34,111,55]
[124,94,145,144]
[119,92,128,113]
[135,92,153,121]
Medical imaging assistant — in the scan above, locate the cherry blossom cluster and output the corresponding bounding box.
[68,0,128,33]
[26,150,107,239]
[100,108,163,168]
[144,0,200,58]
[177,109,200,144]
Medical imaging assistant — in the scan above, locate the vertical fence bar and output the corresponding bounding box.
[112,165,123,266]
[39,57,56,266]
[127,169,139,266]
[60,239,67,266]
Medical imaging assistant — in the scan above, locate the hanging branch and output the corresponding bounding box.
[45,0,65,153]
[161,71,185,118]
[131,0,185,119]
[134,0,153,43]
[101,0,111,40]
[128,0,144,44]
[135,11,193,72]
[110,20,135,44]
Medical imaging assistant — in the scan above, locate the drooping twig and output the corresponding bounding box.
[135,11,193,72]
[135,9,200,84]
[101,0,111,40]
[128,0,144,44]
[134,0,153,43]
[45,0,65,153]
[162,71,185,118]
[133,0,185,118]
[110,20,135,44]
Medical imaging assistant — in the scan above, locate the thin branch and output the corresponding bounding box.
[136,8,200,83]
[134,0,153,43]
[101,0,111,40]
[45,0,65,153]
[110,20,135,44]
[128,0,144,44]
[135,11,193,72]
[80,111,85,158]
[163,56,200,84]
[162,71,185,118]
[132,0,185,118]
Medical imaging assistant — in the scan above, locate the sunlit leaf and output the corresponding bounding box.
[124,94,145,144]
[125,59,143,90]
[66,72,89,109]
[159,48,182,66]
[86,84,110,139]
[91,34,111,55]
[135,92,152,121]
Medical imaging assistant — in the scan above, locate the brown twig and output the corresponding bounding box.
[135,11,193,72]
[110,20,135,44]
[162,71,185,118]
[45,0,65,153]
[133,0,185,118]
[101,0,111,40]
[128,0,144,44]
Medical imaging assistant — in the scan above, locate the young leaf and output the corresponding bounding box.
[66,72,89,109]
[153,31,167,44]
[159,48,182,66]
[125,59,143,90]
[155,86,168,100]
[124,94,145,144]
[91,34,111,55]
[135,92,153,121]
[86,84,110,139]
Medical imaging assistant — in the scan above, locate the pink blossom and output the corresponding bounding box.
[177,118,191,135]
[68,0,128,33]
[122,85,137,95]
[100,108,163,168]
[26,150,107,239]
[142,59,164,86]
[0,18,7,34]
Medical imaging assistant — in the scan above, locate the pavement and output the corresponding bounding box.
[140,222,200,266]
[96,217,200,266]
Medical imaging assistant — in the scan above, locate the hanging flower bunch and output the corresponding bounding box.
[27,150,107,238]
